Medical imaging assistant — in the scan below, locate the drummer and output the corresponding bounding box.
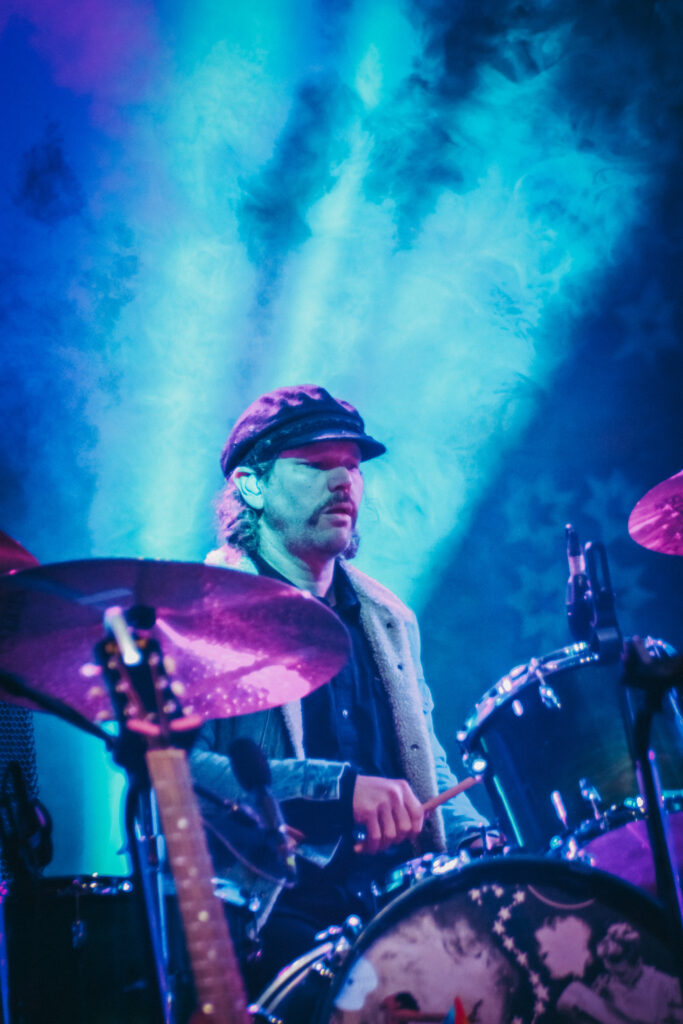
[190,384,490,995]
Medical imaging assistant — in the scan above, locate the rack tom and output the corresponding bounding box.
[458,639,683,857]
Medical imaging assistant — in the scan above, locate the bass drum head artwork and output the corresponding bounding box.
[321,857,683,1024]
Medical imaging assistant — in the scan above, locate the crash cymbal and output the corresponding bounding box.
[628,469,683,556]
[0,531,40,574]
[0,559,350,724]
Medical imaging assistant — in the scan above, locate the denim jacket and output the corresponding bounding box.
[190,547,487,925]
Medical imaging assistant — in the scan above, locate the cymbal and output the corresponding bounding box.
[0,531,40,574]
[0,559,350,724]
[628,469,683,556]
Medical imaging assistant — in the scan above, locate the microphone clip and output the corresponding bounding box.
[584,540,623,662]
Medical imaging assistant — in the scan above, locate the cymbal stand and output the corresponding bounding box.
[620,647,683,987]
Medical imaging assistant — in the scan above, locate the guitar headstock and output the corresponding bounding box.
[94,607,202,742]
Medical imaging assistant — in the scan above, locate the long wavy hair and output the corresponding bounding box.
[214,454,360,559]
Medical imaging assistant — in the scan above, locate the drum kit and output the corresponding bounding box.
[0,468,682,1024]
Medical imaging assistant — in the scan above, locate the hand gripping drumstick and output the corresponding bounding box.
[352,776,485,853]
[298,775,486,854]
[421,775,482,816]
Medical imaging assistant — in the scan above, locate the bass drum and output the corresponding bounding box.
[315,857,683,1024]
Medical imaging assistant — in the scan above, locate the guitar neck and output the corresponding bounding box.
[146,747,250,1024]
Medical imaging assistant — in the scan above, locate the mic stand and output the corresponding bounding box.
[620,642,683,987]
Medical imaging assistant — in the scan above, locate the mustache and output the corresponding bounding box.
[312,495,357,522]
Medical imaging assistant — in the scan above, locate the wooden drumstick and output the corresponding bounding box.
[421,776,483,816]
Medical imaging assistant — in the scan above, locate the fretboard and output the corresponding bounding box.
[146,747,249,1024]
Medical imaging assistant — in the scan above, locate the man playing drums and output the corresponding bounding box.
[190,384,489,995]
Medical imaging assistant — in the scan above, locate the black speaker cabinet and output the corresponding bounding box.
[3,875,160,1024]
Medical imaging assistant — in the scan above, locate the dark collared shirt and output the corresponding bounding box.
[251,553,403,781]
[301,562,404,780]
[251,554,411,913]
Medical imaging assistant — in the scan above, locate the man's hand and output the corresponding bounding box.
[352,776,424,854]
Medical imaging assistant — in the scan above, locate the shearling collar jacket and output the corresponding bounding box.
[190,546,486,924]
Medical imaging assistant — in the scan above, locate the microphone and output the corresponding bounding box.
[194,740,297,886]
[565,524,592,643]
[228,738,290,843]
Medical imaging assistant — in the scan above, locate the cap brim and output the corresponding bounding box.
[275,429,387,461]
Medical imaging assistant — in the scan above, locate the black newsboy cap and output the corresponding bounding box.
[220,385,386,478]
